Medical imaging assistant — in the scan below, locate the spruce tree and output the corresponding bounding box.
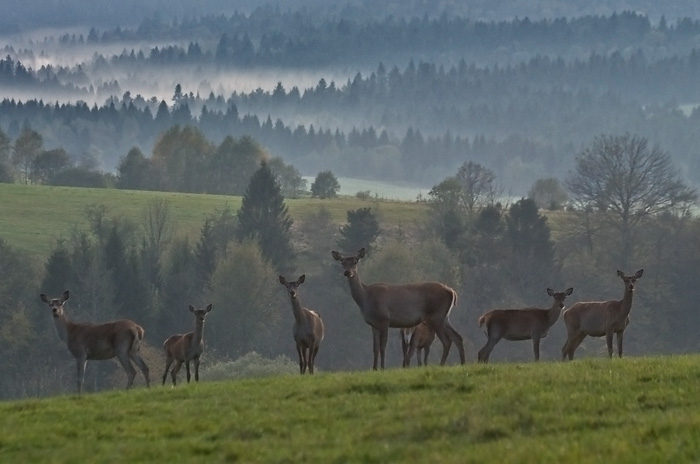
[337,207,380,255]
[236,161,295,274]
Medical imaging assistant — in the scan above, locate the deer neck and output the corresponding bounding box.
[346,272,370,311]
[618,287,635,318]
[193,320,205,345]
[546,302,562,327]
[290,297,305,324]
[53,314,72,344]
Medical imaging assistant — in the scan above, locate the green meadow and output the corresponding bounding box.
[1,356,699,463]
[0,183,428,261]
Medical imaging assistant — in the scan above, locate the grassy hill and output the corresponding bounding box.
[1,356,699,463]
[0,183,428,261]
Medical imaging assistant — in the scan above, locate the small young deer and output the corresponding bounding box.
[400,322,436,367]
[478,287,573,363]
[562,269,643,360]
[279,274,325,374]
[162,304,212,386]
[40,290,151,394]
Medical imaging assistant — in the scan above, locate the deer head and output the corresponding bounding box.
[331,248,365,278]
[547,287,574,309]
[617,269,643,292]
[189,304,212,324]
[40,290,70,318]
[279,274,306,299]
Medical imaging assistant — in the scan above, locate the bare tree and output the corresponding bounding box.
[455,161,501,216]
[565,134,696,267]
[141,199,173,289]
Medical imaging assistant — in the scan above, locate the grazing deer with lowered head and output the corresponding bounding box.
[162,304,212,386]
[477,287,573,363]
[401,322,436,367]
[562,269,643,360]
[279,275,325,374]
[40,290,150,394]
[332,247,465,370]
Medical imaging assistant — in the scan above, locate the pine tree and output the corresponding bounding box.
[337,207,380,255]
[236,161,295,274]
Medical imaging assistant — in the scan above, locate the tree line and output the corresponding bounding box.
[2,130,700,399]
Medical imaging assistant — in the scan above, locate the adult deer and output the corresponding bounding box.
[561,269,644,360]
[39,290,151,394]
[162,304,212,386]
[279,275,325,374]
[332,247,466,370]
[477,287,573,363]
[401,322,436,367]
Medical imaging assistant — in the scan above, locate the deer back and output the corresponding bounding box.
[367,281,456,328]
[69,319,143,360]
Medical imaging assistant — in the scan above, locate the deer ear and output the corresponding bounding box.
[205,304,212,313]
[617,270,625,278]
[279,276,287,285]
[331,251,342,261]
[566,287,574,295]
[40,294,49,303]
[546,288,554,296]
[189,305,195,313]
[298,274,306,284]
[62,290,70,302]
[635,269,644,278]
[357,248,366,259]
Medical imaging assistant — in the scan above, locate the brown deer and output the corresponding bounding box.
[162,304,212,386]
[562,269,643,360]
[39,290,151,394]
[477,287,573,363]
[401,322,436,367]
[332,247,466,370]
[279,275,325,374]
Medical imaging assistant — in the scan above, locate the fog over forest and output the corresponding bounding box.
[3,0,700,192]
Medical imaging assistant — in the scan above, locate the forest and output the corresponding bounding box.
[1,1,700,399]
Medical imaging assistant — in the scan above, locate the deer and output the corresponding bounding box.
[332,247,466,370]
[39,290,151,394]
[477,287,573,363]
[279,274,325,374]
[401,322,436,367]
[162,303,212,386]
[561,269,644,360]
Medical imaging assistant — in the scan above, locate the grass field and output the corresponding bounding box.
[0,183,428,261]
[1,356,699,463]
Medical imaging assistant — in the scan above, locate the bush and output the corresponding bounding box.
[201,351,299,380]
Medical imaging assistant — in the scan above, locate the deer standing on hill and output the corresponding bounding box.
[279,275,325,374]
[477,287,573,363]
[562,269,643,360]
[40,290,151,394]
[162,304,212,386]
[332,248,466,370]
[401,322,436,367]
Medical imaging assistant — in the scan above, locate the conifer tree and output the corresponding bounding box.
[236,161,295,274]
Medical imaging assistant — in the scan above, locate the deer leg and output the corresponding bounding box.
[171,360,183,386]
[371,327,381,370]
[423,346,430,366]
[478,334,501,364]
[400,330,410,368]
[445,320,466,364]
[162,356,173,385]
[309,345,319,374]
[296,344,305,374]
[76,357,87,394]
[193,356,200,382]
[379,327,389,370]
[605,331,614,358]
[185,360,192,383]
[116,351,137,389]
[430,321,453,366]
[616,331,624,358]
[565,332,587,360]
[130,351,150,387]
[533,338,541,361]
